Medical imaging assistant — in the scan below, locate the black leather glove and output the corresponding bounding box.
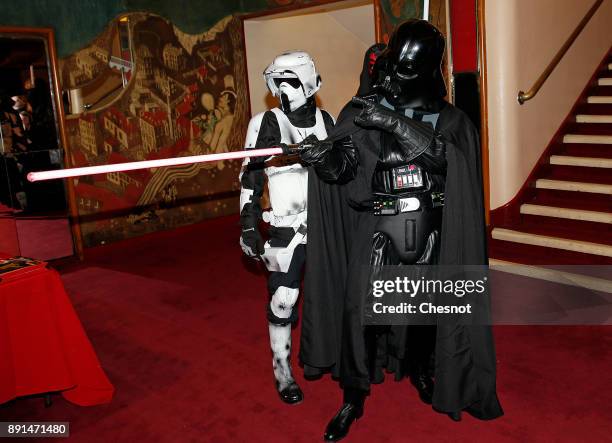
[351,96,446,172]
[277,136,335,169]
[297,134,332,165]
[240,227,264,258]
[296,134,358,183]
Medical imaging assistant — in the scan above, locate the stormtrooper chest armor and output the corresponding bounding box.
[265,107,328,217]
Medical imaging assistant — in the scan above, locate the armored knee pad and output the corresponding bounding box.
[267,286,299,325]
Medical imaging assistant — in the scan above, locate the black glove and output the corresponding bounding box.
[240,227,264,257]
[275,135,329,160]
[296,134,333,165]
[294,134,358,183]
[351,96,446,172]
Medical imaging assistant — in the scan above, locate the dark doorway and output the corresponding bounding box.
[0,35,74,260]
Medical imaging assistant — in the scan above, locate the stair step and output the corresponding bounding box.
[588,96,612,104]
[590,86,612,96]
[576,114,612,123]
[516,215,612,243]
[599,78,612,86]
[560,144,612,158]
[491,228,612,257]
[544,165,612,184]
[532,188,612,212]
[519,214,611,239]
[576,103,612,114]
[549,155,612,168]
[488,259,612,294]
[563,134,612,144]
[564,123,612,135]
[489,237,612,265]
[520,204,612,223]
[535,179,612,194]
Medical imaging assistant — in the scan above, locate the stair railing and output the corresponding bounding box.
[517,0,604,104]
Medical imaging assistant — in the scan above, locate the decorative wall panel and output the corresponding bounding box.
[62,14,248,247]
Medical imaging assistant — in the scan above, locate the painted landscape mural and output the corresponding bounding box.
[61,14,248,247]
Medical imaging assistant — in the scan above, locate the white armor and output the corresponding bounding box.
[264,51,321,112]
[240,106,329,233]
[238,50,333,404]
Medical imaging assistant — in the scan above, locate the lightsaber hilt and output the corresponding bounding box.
[279,143,307,155]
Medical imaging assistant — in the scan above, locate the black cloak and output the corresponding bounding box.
[299,99,503,420]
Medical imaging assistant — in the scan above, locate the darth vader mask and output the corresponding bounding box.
[372,19,447,109]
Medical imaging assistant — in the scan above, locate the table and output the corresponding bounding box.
[0,259,114,406]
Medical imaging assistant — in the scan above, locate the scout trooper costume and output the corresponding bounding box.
[239,51,334,404]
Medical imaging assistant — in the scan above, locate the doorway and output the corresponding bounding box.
[243,0,376,119]
[0,33,76,260]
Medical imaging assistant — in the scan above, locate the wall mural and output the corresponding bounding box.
[265,0,324,5]
[60,13,248,247]
[0,1,348,58]
[48,0,447,248]
[60,23,117,91]
[376,0,447,43]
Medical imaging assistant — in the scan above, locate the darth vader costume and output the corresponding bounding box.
[239,51,334,405]
[296,20,503,441]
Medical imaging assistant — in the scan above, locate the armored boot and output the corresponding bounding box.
[269,322,303,404]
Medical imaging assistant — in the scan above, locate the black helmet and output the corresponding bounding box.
[372,19,447,108]
[357,43,387,96]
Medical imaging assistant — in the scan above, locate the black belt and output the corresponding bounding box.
[268,225,297,241]
[371,192,444,215]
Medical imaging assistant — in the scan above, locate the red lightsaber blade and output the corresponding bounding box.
[27,147,285,182]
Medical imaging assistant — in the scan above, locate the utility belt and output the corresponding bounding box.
[268,225,298,241]
[372,192,444,215]
[264,154,304,168]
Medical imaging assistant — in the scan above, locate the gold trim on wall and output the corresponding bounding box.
[477,0,490,225]
[374,0,383,43]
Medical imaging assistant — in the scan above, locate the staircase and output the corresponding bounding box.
[489,50,612,266]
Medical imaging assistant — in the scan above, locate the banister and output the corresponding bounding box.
[517,0,603,105]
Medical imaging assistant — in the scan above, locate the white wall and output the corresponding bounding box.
[244,2,375,119]
[486,0,612,209]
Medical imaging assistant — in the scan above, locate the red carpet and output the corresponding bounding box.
[16,216,74,260]
[0,215,610,442]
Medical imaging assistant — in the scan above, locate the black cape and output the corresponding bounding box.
[299,100,503,420]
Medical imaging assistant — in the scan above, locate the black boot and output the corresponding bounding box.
[409,371,434,404]
[447,411,462,422]
[324,389,365,442]
[278,381,303,405]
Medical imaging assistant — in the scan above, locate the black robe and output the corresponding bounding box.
[299,99,503,420]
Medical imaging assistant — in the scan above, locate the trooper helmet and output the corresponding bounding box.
[372,19,447,108]
[264,51,321,112]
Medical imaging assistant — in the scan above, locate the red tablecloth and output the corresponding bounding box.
[0,263,114,406]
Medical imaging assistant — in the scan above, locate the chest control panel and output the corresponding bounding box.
[373,196,399,215]
[391,164,424,191]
